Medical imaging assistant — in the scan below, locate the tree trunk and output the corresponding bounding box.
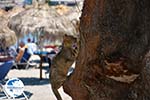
[64,0,150,100]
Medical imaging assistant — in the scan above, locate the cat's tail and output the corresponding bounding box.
[52,85,62,100]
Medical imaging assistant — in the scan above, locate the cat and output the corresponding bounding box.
[50,34,79,100]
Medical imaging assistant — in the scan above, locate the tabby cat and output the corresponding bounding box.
[50,34,79,100]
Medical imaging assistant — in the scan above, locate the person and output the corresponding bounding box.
[8,45,17,59]
[26,38,38,55]
[15,41,27,62]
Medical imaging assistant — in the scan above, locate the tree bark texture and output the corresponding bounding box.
[64,0,150,100]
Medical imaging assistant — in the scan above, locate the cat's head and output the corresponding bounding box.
[63,34,78,48]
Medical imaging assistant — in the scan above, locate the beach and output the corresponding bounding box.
[4,64,72,100]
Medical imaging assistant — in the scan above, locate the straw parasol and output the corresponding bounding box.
[7,6,25,18]
[53,4,82,21]
[0,16,17,48]
[0,8,7,16]
[8,5,78,45]
[0,7,24,48]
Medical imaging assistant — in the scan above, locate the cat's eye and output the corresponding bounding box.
[72,43,77,49]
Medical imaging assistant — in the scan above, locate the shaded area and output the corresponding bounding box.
[0,91,33,99]
[18,77,49,86]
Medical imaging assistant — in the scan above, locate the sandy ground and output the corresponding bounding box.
[0,64,72,100]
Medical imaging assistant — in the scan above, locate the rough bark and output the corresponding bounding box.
[64,0,150,100]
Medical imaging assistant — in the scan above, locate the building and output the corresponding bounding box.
[0,0,24,10]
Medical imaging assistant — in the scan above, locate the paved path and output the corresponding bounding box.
[3,66,72,100]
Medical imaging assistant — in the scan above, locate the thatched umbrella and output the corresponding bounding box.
[53,4,82,21]
[7,6,25,18]
[0,7,24,48]
[0,8,7,16]
[0,16,17,48]
[8,5,78,45]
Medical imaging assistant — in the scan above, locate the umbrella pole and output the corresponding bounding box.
[17,35,19,49]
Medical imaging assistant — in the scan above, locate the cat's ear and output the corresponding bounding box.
[63,34,68,38]
[63,34,68,42]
